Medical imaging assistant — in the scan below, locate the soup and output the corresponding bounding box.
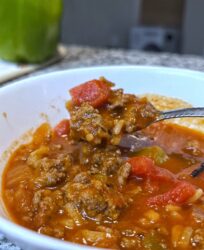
[2,78,204,249]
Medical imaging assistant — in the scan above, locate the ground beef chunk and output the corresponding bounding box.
[77,186,108,217]
[33,158,69,188]
[107,89,136,110]
[69,89,158,145]
[123,102,156,132]
[62,147,132,222]
[78,146,131,186]
[134,100,159,131]
[32,189,64,227]
[73,171,91,184]
[64,176,127,221]
[70,103,109,144]
[27,147,72,188]
[88,148,123,175]
[108,89,158,133]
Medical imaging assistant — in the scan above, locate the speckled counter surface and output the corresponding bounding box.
[34,45,204,74]
[1,45,204,250]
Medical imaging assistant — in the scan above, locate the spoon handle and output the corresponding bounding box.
[119,107,204,151]
[157,107,204,121]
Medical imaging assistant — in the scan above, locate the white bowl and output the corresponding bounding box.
[0,65,204,250]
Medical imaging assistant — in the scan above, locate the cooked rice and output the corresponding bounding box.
[142,94,204,134]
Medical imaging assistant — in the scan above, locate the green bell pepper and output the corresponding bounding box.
[133,146,169,165]
[0,0,62,63]
[143,231,167,250]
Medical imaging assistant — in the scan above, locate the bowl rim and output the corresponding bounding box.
[1,65,204,93]
[0,217,98,250]
[1,65,204,249]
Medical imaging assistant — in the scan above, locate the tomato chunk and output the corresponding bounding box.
[53,119,70,137]
[128,156,156,177]
[128,156,175,183]
[129,157,197,206]
[69,79,110,108]
[147,181,196,206]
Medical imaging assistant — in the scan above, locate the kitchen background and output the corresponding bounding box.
[1,0,204,84]
[61,0,203,56]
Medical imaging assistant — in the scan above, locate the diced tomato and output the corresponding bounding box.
[53,119,70,137]
[128,156,175,183]
[128,156,156,177]
[129,156,197,207]
[69,79,110,108]
[147,181,196,206]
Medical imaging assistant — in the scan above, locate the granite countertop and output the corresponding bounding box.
[1,45,204,250]
[35,45,204,74]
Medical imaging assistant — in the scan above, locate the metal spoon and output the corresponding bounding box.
[154,107,204,123]
[119,107,204,151]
